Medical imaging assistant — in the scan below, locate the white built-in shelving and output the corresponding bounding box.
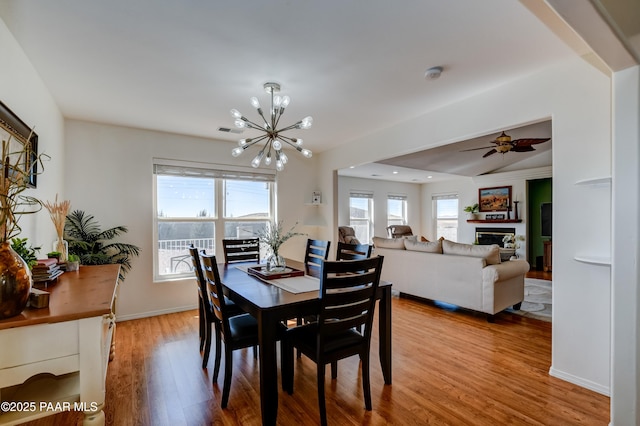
[574,255,611,266]
[574,177,611,186]
[573,176,612,266]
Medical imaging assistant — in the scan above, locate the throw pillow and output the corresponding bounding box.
[402,235,418,242]
[372,236,406,249]
[420,236,429,242]
[404,239,442,253]
[441,240,501,265]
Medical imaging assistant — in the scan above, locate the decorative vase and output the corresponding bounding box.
[266,250,286,272]
[53,238,68,263]
[0,241,33,320]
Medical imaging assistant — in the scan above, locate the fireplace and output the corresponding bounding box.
[475,227,515,247]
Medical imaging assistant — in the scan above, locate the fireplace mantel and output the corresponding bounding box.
[467,219,522,223]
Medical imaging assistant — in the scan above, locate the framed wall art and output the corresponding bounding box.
[0,101,38,188]
[478,186,511,212]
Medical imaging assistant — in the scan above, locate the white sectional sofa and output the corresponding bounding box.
[372,237,530,319]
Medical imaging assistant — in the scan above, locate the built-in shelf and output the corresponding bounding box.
[574,255,611,266]
[575,177,611,186]
[467,219,522,224]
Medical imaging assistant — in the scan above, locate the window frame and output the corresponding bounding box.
[387,194,408,227]
[433,194,459,242]
[349,191,374,244]
[153,161,275,282]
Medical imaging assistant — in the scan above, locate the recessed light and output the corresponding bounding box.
[349,166,355,169]
[427,175,433,179]
[392,171,399,174]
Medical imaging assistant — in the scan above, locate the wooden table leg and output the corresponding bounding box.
[258,310,278,426]
[378,287,392,384]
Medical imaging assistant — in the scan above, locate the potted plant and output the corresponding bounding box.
[64,210,141,281]
[66,254,80,272]
[463,203,479,220]
[11,237,40,270]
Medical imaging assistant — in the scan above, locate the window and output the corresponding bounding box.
[154,163,274,280]
[349,192,374,243]
[434,194,458,241]
[387,194,407,227]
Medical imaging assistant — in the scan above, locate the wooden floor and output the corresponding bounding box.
[25,294,608,426]
[526,269,552,281]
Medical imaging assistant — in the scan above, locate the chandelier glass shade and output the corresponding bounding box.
[230,82,313,171]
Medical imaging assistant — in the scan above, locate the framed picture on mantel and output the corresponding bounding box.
[479,186,511,212]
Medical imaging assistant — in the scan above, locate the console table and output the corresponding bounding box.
[0,264,120,426]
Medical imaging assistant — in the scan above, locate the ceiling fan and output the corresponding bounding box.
[462,131,551,158]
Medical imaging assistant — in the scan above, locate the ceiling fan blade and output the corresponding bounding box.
[512,138,550,147]
[511,145,536,153]
[460,146,495,152]
[482,149,498,158]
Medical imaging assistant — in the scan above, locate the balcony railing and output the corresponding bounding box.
[158,238,215,275]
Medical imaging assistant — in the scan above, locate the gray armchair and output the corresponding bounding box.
[338,226,361,245]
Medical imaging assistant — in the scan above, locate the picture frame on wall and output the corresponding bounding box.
[479,186,511,212]
[0,101,39,188]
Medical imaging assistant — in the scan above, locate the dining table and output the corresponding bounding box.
[218,258,392,426]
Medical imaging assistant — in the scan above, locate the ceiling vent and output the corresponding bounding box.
[218,127,243,134]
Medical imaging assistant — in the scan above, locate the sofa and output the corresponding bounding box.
[372,237,530,319]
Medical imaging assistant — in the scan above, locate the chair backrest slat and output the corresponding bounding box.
[222,238,260,263]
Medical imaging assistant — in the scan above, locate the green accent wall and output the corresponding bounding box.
[527,178,552,268]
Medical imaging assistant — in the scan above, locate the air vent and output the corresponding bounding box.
[218,127,244,134]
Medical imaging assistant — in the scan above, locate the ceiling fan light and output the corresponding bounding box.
[496,131,511,143]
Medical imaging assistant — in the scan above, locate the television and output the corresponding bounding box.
[541,202,552,237]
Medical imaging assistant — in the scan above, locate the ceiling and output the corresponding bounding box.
[341,120,553,183]
[0,1,583,180]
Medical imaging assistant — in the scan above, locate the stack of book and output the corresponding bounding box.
[32,258,64,286]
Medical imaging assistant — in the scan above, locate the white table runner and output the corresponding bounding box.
[268,275,320,294]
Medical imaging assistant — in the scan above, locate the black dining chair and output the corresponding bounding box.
[188,245,247,369]
[336,242,373,335]
[335,242,373,261]
[304,239,331,269]
[296,238,333,335]
[221,238,260,264]
[281,256,384,426]
[200,253,286,408]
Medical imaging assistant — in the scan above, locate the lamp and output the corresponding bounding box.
[230,82,313,171]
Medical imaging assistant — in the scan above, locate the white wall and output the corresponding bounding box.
[0,19,64,253]
[610,65,640,424]
[63,120,317,320]
[319,56,613,394]
[337,176,422,241]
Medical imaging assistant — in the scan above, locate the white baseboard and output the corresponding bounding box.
[116,304,198,322]
[549,366,610,396]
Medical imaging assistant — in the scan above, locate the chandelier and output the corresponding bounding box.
[230,82,313,171]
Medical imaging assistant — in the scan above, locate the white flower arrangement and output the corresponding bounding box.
[256,221,305,256]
